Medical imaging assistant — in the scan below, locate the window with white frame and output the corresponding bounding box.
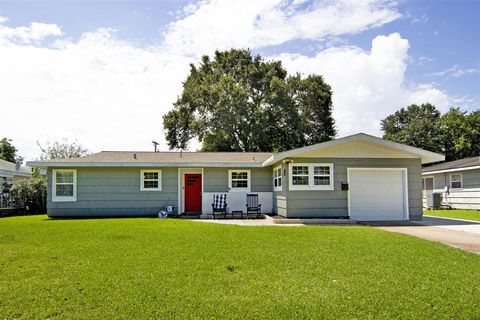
[273,166,282,191]
[313,165,331,186]
[450,173,462,189]
[228,170,250,192]
[291,165,309,186]
[140,170,162,191]
[289,163,334,190]
[53,169,77,202]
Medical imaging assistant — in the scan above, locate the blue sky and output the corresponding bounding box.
[0,0,478,159]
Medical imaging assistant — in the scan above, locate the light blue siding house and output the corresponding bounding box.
[422,156,480,210]
[27,133,444,221]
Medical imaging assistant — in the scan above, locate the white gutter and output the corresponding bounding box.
[26,161,264,168]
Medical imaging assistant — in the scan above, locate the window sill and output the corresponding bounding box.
[289,186,334,191]
[52,197,77,202]
[228,188,251,193]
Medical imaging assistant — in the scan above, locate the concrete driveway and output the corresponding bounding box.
[379,216,480,254]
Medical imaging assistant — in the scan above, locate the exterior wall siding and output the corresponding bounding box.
[47,167,178,217]
[277,158,422,220]
[203,167,272,193]
[202,167,273,213]
[48,167,273,217]
[423,169,480,210]
[46,158,424,219]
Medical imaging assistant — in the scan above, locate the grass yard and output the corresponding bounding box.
[424,209,480,222]
[1,216,479,319]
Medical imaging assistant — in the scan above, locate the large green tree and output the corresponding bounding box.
[381,103,444,154]
[163,49,336,152]
[0,138,21,163]
[440,108,480,161]
[381,104,480,161]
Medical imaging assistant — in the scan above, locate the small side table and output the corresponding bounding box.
[231,210,244,219]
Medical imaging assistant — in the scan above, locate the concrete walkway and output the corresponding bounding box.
[194,217,304,227]
[379,216,480,254]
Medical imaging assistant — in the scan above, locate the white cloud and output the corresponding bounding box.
[0,25,192,159]
[0,19,62,44]
[0,2,454,160]
[275,33,451,136]
[407,84,449,109]
[430,64,480,78]
[163,0,401,56]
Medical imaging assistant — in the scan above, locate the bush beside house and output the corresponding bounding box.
[9,175,47,214]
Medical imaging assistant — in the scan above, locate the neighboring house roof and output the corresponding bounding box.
[27,133,445,168]
[422,156,480,175]
[0,159,32,178]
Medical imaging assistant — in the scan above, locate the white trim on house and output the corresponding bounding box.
[273,165,282,192]
[263,133,444,166]
[140,169,162,191]
[27,161,265,168]
[178,168,204,214]
[422,165,480,175]
[52,169,77,202]
[449,173,463,190]
[228,170,251,192]
[288,163,334,191]
[347,168,409,221]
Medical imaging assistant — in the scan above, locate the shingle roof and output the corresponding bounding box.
[27,151,273,167]
[0,159,32,176]
[423,156,480,173]
[26,133,446,168]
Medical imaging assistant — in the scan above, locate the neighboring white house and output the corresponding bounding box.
[422,156,480,210]
[0,159,32,207]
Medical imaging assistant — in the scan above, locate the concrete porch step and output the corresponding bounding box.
[268,216,356,225]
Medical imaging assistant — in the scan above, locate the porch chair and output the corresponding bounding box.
[246,194,262,219]
[212,194,228,219]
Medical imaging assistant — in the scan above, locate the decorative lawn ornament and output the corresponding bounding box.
[158,210,168,219]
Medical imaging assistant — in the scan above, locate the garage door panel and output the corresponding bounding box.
[349,169,406,221]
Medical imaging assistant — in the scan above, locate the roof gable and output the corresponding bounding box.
[294,140,418,159]
[263,133,444,166]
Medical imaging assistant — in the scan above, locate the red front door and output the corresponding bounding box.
[185,174,202,213]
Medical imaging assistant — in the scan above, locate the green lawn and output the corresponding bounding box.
[424,209,480,222]
[0,216,479,319]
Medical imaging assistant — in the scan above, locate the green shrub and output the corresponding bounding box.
[10,176,47,213]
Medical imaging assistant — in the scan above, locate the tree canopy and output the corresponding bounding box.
[0,138,22,163]
[37,139,89,160]
[381,104,479,161]
[440,108,480,160]
[163,49,336,152]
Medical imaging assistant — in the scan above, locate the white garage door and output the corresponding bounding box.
[348,169,407,221]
